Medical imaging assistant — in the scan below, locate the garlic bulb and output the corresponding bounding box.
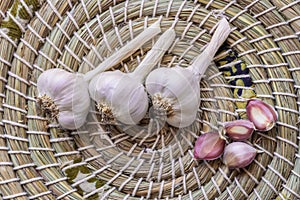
[37,68,90,130]
[146,66,200,127]
[88,70,148,124]
[145,18,231,128]
[89,27,176,125]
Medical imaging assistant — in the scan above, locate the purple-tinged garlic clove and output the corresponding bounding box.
[223,142,257,168]
[194,132,226,160]
[246,99,278,131]
[224,119,255,141]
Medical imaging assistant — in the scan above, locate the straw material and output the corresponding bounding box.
[0,0,299,199]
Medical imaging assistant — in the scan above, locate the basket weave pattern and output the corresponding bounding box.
[0,0,299,199]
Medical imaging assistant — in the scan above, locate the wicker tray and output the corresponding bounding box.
[0,0,299,199]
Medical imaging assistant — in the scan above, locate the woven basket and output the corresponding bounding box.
[0,0,299,199]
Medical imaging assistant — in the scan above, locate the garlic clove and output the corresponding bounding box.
[194,132,226,160]
[223,142,257,168]
[246,99,278,131]
[146,66,200,128]
[88,70,148,125]
[37,69,91,130]
[224,119,255,141]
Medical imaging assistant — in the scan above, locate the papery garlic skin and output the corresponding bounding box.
[146,66,200,128]
[224,119,255,141]
[88,70,148,125]
[37,69,90,130]
[246,99,278,131]
[194,132,226,160]
[223,142,257,168]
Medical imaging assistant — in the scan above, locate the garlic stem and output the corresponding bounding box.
[84,18,162,82]
[130,27,176,82]
[188,18,231,78]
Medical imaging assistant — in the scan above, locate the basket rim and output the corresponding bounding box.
[0,0,299,199]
